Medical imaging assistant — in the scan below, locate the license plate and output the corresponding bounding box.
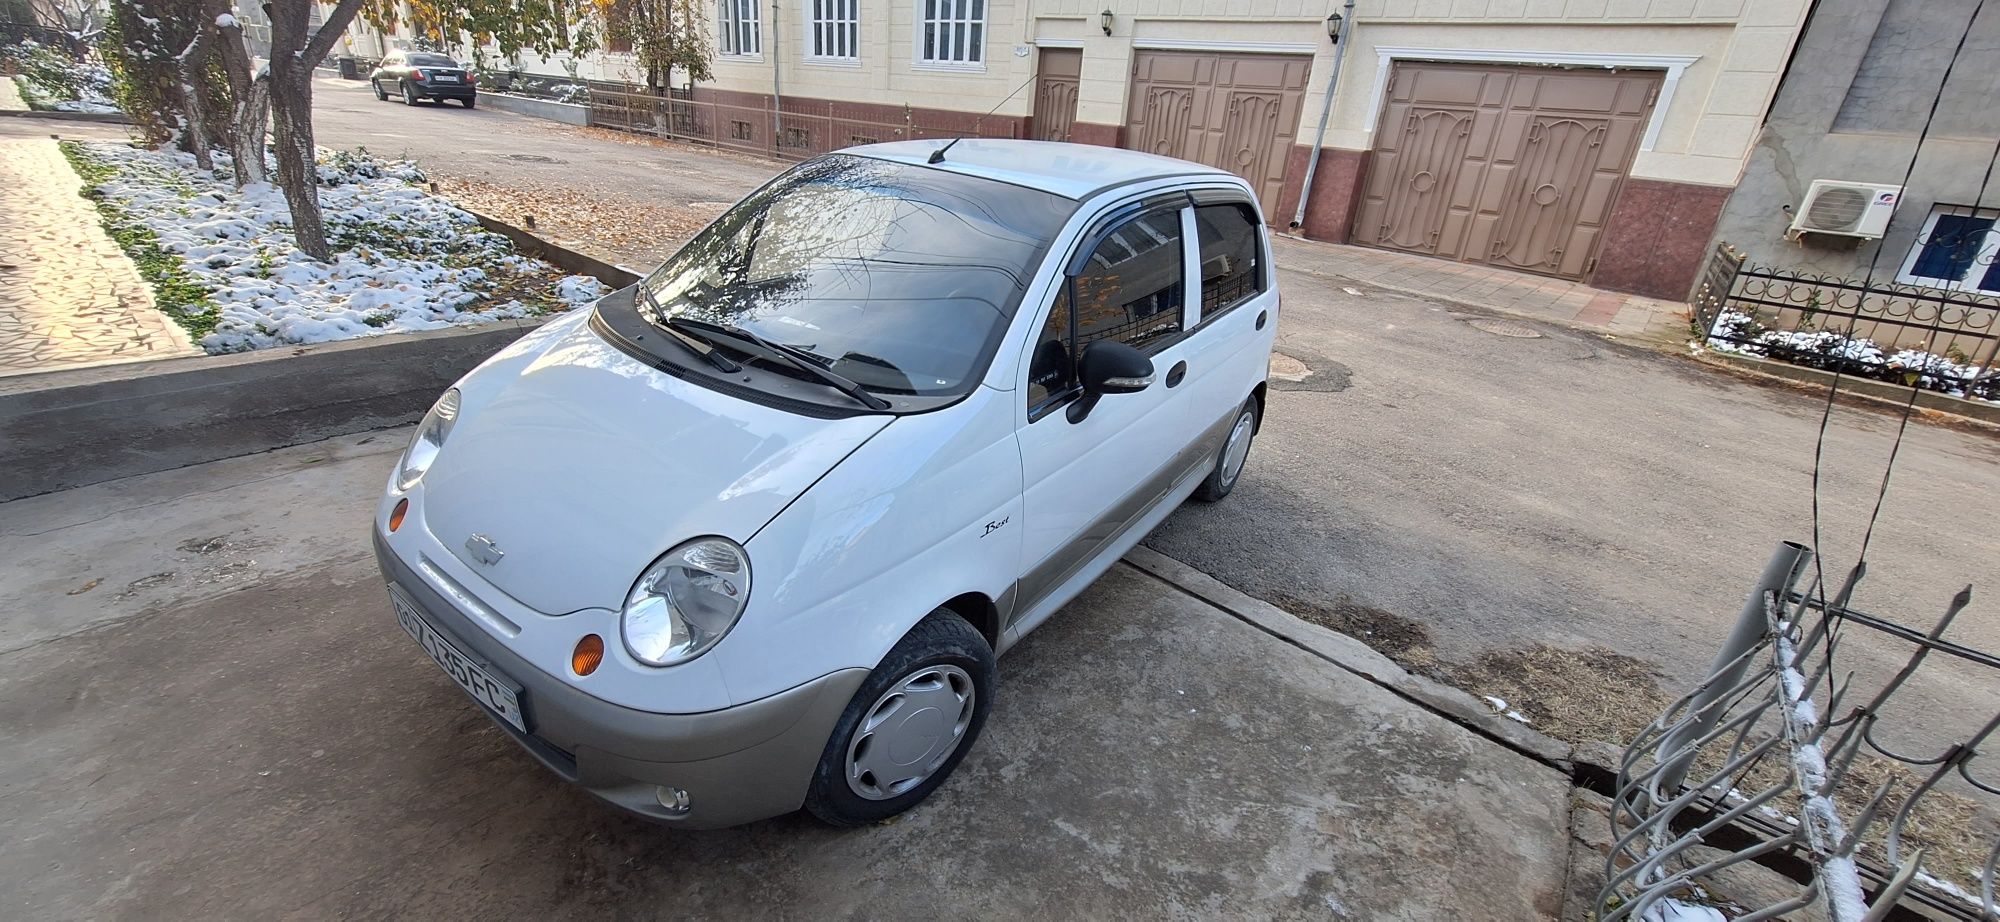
[392,588,526,733]
[433,75,458,82]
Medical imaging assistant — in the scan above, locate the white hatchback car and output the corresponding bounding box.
[374,139,1280,828]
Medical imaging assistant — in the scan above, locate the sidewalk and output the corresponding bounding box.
[1274,236,1693,350]
[0,137,198,377]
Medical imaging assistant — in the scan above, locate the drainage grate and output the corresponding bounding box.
[506,154,563,164]
[1464,318,1544,339]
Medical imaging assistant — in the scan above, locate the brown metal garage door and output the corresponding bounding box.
[1034,48,1081,142]
[1354,61,1661,280]
[1125,50,1311,214]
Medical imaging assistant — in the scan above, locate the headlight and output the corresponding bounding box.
[397,388,460,490]
[622,538,751,667]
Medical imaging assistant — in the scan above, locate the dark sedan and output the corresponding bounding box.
[369,51,476,108]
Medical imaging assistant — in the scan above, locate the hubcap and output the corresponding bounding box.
[1220,409,1255,487]
[845,664,976,801]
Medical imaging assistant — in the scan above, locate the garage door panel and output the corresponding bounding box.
[1125,50,1311,215]
[1358,61,1661,281]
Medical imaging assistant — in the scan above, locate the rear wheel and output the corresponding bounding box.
[371,79,387,101]
[401,81,419,105]
[1192,396,1259,502]
[804,609,993,826]
[460,96,476,109]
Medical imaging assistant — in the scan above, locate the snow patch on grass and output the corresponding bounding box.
[64,141,607,353]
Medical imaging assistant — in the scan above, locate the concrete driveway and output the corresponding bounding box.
[0,433,1570,919]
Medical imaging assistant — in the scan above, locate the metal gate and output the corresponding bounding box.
[1034,48,1081,142]
[1355,61,1661,280]
[1124,50,1311,215]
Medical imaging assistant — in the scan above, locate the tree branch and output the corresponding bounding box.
[301,0,369,65]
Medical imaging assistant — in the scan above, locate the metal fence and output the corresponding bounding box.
[1693,250,2000,402]
[585,84,1019,162]
[1599,542,1998,921]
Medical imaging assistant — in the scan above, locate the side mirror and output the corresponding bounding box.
[1079,340,1155,395]
[1067,340,1154,423]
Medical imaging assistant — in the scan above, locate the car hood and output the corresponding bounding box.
[420,310,892,615]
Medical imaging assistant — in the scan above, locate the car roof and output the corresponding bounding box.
[843,139,1240,202]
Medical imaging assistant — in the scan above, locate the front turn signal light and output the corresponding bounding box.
[388,498,408,532]
[572,634,605,676]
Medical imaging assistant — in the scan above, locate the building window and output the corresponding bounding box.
[718,0,761,56]
[809,0,858,60]
[1897,205,2000,295]
[919,0,983,66]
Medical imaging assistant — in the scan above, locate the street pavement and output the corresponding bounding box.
[0,432,1572,918]
[304,76,2000,759]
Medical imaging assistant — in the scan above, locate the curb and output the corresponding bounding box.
[1695,349,2000,428]
[1120,545,1576,772]
[474,91,589,126]
[0,108,133,124]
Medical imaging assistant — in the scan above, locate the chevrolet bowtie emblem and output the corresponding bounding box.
[465,533,504,566]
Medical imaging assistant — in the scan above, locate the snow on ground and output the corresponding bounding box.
[70,141,606,353]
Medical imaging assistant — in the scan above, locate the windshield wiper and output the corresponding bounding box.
[670,317,892,411]
[638,287,741,373]
[657,315,743,373]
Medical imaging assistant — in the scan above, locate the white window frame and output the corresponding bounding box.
[717,0,762,59]
[805,0,860,64]
[914,0,985,71]
[1896,206,2000,295]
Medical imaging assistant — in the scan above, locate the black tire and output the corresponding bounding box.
[371,80,387,101]
[460,96,476,109]
[1192,396,1260,503]
[401,81,420,105]
[804,609,994,827]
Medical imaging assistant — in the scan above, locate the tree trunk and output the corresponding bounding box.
[209,0,266,186]
[262,0,366,262]
[178,30,213,171]
[267,64,328,259]
[232,76,270,185]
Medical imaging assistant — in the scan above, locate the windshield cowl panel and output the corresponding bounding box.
[636,154,1076,410]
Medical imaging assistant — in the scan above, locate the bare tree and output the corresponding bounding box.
[29,0,105,41]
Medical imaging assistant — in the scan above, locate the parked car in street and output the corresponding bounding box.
[373,140,1280,828]
[368,51,476,108]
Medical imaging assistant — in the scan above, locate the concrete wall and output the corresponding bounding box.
[0,321,541,502]
[1711,0,2000,278]
[477,91,590,125]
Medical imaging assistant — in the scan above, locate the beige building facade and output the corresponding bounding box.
[353,0,1813,299]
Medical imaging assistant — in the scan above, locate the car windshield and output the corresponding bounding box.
[408,54,458,67]
[638,154,1075,399]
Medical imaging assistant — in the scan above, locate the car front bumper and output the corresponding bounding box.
[373,531,866,828]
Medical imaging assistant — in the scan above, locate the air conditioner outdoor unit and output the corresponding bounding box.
[1787,180,1901,240]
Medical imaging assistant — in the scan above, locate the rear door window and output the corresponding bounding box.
[1193,202,1264,322]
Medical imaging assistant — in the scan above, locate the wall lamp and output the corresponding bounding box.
[1101,9,1114,36]
[1326,11,1344,42]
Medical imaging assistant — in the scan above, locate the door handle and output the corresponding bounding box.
[1165,361,1187,388]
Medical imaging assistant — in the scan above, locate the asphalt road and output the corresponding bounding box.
[303,76,2000,759]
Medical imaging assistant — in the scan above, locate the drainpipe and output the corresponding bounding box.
[770,0,783,151]
[1290,0,1355,231]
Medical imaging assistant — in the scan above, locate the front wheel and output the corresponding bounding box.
[1192,396,1259,502]
[371,80,387,101]
[804,609,994,826]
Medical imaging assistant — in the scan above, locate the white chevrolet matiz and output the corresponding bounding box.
[374,140,1279,828]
